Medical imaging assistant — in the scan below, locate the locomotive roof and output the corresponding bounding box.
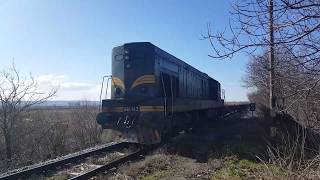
[115,42,219,82]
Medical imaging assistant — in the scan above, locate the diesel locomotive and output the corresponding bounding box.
[96,42,224,144]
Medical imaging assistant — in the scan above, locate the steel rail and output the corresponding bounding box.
[69,148,146,180]
[0,142,135,180]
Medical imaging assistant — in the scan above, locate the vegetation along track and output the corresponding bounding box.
[0,142,143,180]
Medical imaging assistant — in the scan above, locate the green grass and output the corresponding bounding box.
[210,157,283,180]
[139,169,176,180]
[46,173,70,180]
[137,156,285,180]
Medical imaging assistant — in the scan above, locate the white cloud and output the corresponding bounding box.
[60,82,94,91]
[36,74,101,101]
[37,74,66,87]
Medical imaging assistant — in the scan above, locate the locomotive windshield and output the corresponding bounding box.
[111,43,156,101]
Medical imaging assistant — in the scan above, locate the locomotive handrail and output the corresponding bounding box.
[170,76,174,114]
[160,72,167,116]
[99,75,112,110]
[222,89,226,101]
[105,76,111,99]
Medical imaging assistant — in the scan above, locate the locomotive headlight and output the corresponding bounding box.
[124,55,129,60]
[124,50,129,54]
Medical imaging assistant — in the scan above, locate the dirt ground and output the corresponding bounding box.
[96,113,289,180]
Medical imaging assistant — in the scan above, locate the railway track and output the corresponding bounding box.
[70,148,146,180]
[0,142,145,180]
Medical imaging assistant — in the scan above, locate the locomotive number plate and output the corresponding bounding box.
[123,106,140,112]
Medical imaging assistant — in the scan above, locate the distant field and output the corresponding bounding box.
[0,106,102,173]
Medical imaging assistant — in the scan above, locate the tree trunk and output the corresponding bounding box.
[4,130,12,159]
[268,0,276,116]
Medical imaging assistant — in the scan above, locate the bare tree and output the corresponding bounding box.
[69,101,101,149]
[203,0,320,114]
[0,64,57,159]
[245,47,320,126]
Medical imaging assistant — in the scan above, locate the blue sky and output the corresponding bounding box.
[0,0,249,101]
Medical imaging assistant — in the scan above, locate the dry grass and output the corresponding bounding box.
[121,154,174,179]
[102,114,320,180]
[106,152,287,180]
[0,107,102,173]
[264,132,320,179]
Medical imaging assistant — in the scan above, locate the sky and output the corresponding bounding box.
[0,0,250,101]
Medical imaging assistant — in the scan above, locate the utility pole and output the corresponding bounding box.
[268,0,276,116]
